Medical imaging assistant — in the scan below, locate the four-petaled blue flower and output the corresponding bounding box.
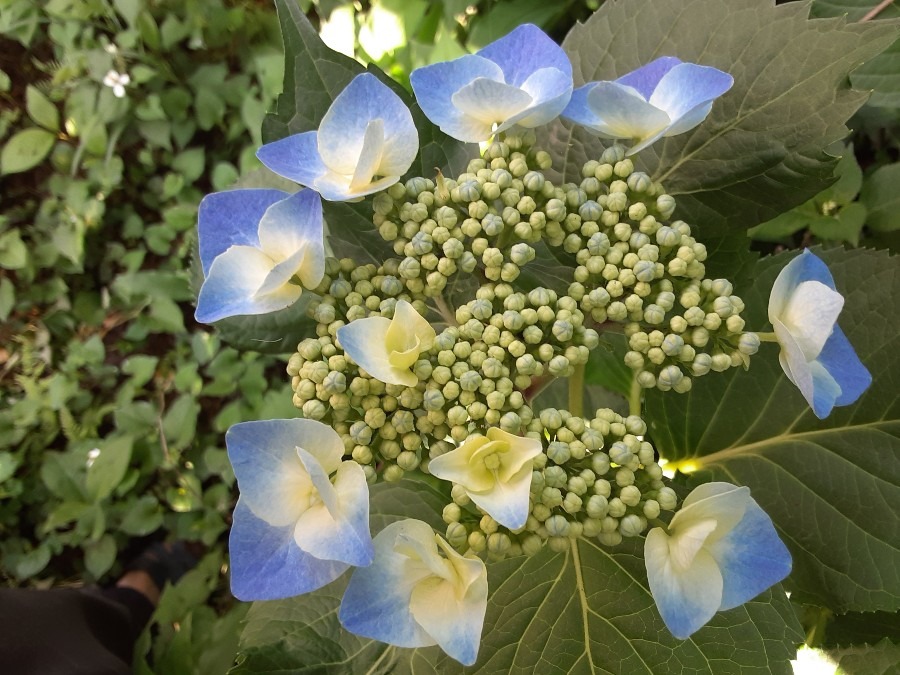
[563,56,733,155]
[195,188,325,324]
[339,519,488,666]
[645,482,791,639]
[410,24,573,142]
[768,249,871,418]
[257,73,418,201]
[227,418,374,601]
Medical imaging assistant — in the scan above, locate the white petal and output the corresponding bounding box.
[669,482,751,546]
[585,81,670,140]
[337,315,418,386]
[349,119,386,192]
[780,280,843,360]
[451,77,533,125]
[645,527,724,639]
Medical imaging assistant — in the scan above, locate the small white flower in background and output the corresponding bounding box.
[102,69,130,98]
[428,427,542,530]
[339,519,488,666]
[337,299,436,386]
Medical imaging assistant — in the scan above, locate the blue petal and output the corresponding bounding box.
[815,325,872,409]
[616,56,682,99]
[229,499,348,601]
[256,131,328,187]
[317,73,417,178]
[197,189,285,276]
[476,24,572,87]
[195,246,301,324]
[339,520,434,648]
[410,55,504,136]
[562,84,603,129]
[649,63,734,130]
[645,528,723,640]
[708,499,792,611]
[503,67,574,130]
[226,418,344,524]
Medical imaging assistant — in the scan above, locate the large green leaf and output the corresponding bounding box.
[233,483,802,673]
[538,0,898,235]
[861,162,900,233]
[812,0,900,109]
[644,247,900,614]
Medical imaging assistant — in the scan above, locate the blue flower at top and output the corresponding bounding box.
[195,188,325,324]
[257,73,418,202]
[768,250,871,418]
[410,24,573,142]
[563,57,733,156]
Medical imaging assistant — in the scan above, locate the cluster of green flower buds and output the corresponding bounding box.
[440,407,677,560]
[372,131,553,297]
[283,134,757,560]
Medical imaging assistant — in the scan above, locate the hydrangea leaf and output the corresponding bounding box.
[539,0,898,235]
[812,0,900,108]
[230,485,801,674]
[644,247,900,613]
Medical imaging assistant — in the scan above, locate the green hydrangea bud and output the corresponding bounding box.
[619,514,646,538]
[710,352,732,372]
[657,486,677,510]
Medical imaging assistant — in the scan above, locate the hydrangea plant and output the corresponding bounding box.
[193,0,899,671]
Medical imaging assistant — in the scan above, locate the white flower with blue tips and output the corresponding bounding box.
[768,250,871,418]
[339,519,488,666]
[410,24,573,142]
[563,57,733,156]
[428,427,541,530]
[195,188,325,324]
[226,418,374,601]
[645,482,791,639]
[337,299,435,386]
[256,73,418,201]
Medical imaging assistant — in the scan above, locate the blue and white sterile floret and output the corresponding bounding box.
[339,519,488,666]
[768,249,871,418]
[410,24,573,142]
[257,73,418,201]
[563,56,733,155]
[227,418,374,601]
[645,482,791,639]
[195,188,325,324]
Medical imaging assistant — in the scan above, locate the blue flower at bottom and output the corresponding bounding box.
[226,418,373,601]
[768,250,871,418]
[645,482,791,639]
[339,519,488,666]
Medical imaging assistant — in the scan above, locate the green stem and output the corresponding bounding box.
[629,372,642,417]
[568,363,585,419]
[755,332,779,343]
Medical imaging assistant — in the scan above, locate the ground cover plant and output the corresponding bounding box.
[2,0,900,672]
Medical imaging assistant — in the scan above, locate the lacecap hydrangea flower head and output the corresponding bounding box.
[563,56,733,155]
[410,23,573,142]
[768,250,871,418]
[257,73,418,201]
